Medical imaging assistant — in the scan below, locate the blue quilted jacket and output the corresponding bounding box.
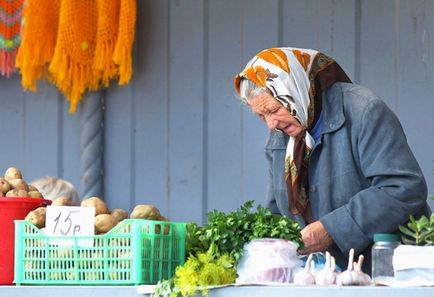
[265,82,430,274]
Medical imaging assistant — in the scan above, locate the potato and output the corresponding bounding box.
[158,215,170,221]
[6,189,28,197]
[84,272,100,281]
[94,214,118,234]
[117,250,132,269]
[154,222,170,235]
[25,261,35,270]
[110,208,129,222]
[81,197,108,215]
[4,167,22,181]
[0,178,11,193]
[8,178,29,191]
[25,207,47,228]
[28,190,44,198]
[51,196,74,206]
[28,184,38,192]
[50,268,75,281]
[155,215,170,235]
[49,272,61,281]
[35,228,47,247]
[90,250,104,269]
[108,238,131,251]
[56,248,74,259]
[130,204,160,220]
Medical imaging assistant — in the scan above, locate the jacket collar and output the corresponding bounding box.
[321,82,346,134]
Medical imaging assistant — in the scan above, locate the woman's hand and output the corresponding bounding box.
[299,220,333,254]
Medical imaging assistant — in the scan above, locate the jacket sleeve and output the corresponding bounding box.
[320,98,429,255]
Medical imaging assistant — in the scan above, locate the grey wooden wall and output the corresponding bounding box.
[0,0,433,224]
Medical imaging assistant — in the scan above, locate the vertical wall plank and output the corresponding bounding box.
[61,93,81,198]
[168,0,205,222]
[283,0,357,78]
[397,0,434,195]
[316,0,357,79]
[23,82,60,181]
[0,76,26,173]
[359,0,398,109]
[240,0,280,208]
[282,0,321,49]
[104,85,134,208]
[132,0,171,215]
[103,85,134,209]
[207,0,243,215]
[0,0,432,213]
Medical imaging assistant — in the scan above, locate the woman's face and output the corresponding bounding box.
[248,92,305,137]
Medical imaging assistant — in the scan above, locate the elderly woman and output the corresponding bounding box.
[234,47,430,273]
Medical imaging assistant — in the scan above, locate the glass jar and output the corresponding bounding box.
[371,233,401,280]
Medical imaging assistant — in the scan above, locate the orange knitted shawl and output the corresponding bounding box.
[15,0,59,89]
[16,0,136,113]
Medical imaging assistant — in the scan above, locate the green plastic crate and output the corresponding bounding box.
[14,219,186,285]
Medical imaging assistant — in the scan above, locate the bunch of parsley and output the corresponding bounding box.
[153,201,303,297]
[186,200,303,263]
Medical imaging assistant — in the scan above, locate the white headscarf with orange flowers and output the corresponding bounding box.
[234,47,351,221]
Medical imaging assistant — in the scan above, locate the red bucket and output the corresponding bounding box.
[0,197,51,285]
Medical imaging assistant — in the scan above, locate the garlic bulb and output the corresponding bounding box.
[353,254,371,285]
[315,251,337,285]
[293,254,315,285]
[336,249,371,286]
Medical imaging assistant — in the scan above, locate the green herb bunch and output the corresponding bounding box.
[152,243,236,297]
[173,243,236,297]
[152,201,303,297]
[186,200,303,263]
[399,214,434,245]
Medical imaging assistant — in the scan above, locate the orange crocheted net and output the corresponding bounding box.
[15,0,60,90]
[48,0,99,113]
[113,0,136,85]
[16,0,136,113]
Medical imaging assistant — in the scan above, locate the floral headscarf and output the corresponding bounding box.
[234,47,351,221]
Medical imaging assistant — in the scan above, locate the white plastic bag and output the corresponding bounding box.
[393,245,434,282]
[235,238,302,284]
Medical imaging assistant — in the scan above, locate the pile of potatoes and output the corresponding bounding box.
[25,195,169,235]
[0,167,44,198]
[23,196,174,282]
[24,247,134,281]
[89,197,169,234]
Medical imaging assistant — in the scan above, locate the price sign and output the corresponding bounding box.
[45,205,95,246]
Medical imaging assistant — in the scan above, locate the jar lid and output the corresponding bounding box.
[373,233,401,242]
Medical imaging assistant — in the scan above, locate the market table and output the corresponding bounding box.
[1,285,433,297]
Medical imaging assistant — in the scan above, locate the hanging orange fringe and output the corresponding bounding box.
[48,0,100,113]
[16,0,136,113]
[93,0,121,88]
[15,0,60,91]
[113,0,136,85]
